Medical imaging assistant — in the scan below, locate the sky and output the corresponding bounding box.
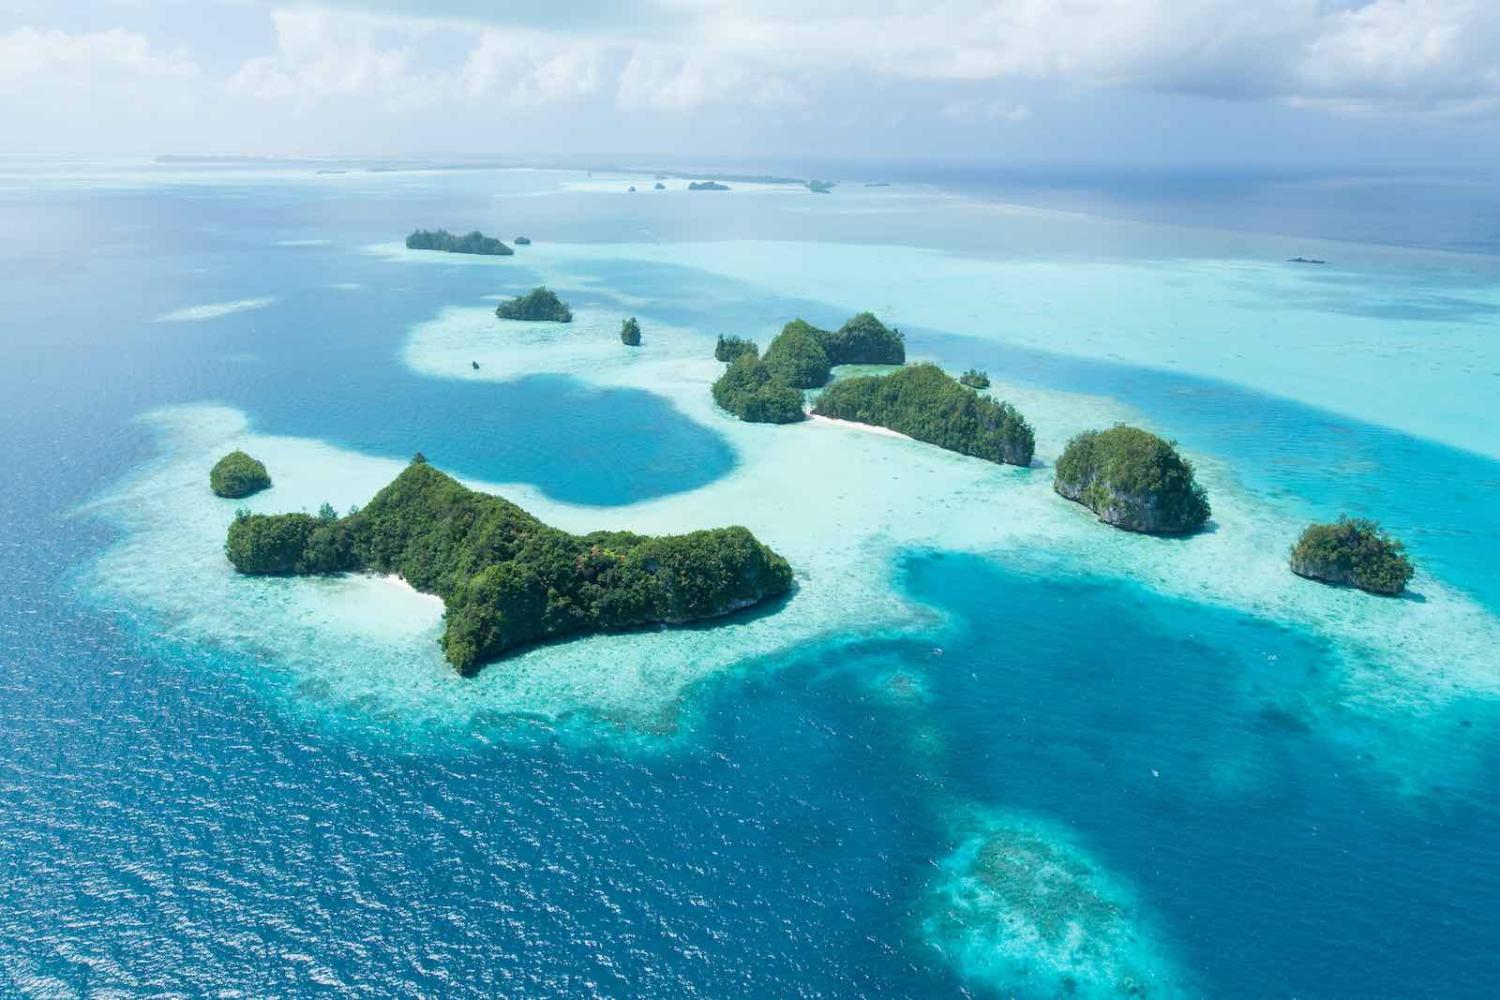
[3,0,1500,167]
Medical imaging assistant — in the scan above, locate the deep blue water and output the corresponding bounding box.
[2,166,1499,996]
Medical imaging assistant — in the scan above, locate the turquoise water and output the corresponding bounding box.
[2,162,1499,996]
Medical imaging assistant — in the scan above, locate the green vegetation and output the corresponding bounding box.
[812,363,1034,466]
[711,354,806,424]
[709,313,907,424]
[620,316,642,346]
[209,450,271,498]
[959,369,990,389]
[1054,425,1210,535]
[495,286,572,322]
[1290,516,1415,595]
[405,229,513,256]
[715,335,759,363]
[818,312,905,366]
[688,181,730,191]
[225,462,794,674]
[762,320,832,389]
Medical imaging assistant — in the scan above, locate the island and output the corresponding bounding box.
[959,369,991,389]
[812,364,1035,466]
[688,181,730,191]
[817,312,905,366]
[714,334,758,363]
[1290,516,1414,595]
[405,229,513,256]
[514,236,531,245]
[762,320,832,389]
[1287,256,1326,265]
[620,316,642,346]
[709,314,909,423]
[224,459,794,674]
[806,180,835,194]
[654,182,666,190]
[210,450,271,498]
[711,354,807,424]
[1053,425,1210,534]
[495,286,573,322]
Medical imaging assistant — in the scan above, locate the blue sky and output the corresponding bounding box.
[3,0,1498,166]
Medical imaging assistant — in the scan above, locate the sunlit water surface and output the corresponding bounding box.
[1,161,1498,997]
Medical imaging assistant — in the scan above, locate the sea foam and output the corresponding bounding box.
[153,297,277,323]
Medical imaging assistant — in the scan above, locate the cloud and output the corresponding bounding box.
[0,26,197,88]
[616,49,802,110]
[229,9,421,106]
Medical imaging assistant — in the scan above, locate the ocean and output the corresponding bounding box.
[1,158,1497,997]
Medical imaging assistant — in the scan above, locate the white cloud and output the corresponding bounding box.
[0,26,197,87]
[616,49,802,110]
[462,31,606,107]
[229,9,420,105]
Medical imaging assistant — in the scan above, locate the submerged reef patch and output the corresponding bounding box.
[923,812,1189,998]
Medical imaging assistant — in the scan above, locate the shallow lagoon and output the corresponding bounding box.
[4,163,1500,996]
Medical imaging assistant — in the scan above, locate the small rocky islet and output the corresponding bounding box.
[209,450,271,498]
[1052,425,1211,535]
[224,459,793,675]
[1290,516,1414,595]
[495,285,572,322]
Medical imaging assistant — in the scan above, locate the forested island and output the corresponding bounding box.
[1054,426,1210,534]
[714,335,758,362]
[224,460,794,673]
[712,353,808,424]
[620,317,642,346]
[813,364,1035,466]
[689,181,730,191]
[514,236,531,245]
[1290,517,1414,595]
[496,286,573,322]
[405,229,513,256]
[210,450,271,498]
[710,313,907,423]
[959,369,991,389]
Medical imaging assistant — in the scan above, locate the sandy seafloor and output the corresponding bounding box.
[4,161,1500,997]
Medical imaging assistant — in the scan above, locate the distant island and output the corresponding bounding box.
[1287,256,1326,264]
[813,364,1035,466]
[1054,426,1210,534]
[688,181,730,191]
[1290,517,1414,595]
[959,369,991,389]
[224,459,794,674]
[654,182,666,190]
[514,236,531,245]
[711,314,907,423]
[807,180,835,194]
[210,450,271,498]
[620,316,642,346]
[495,286,572,322]
[405,229,513,256]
